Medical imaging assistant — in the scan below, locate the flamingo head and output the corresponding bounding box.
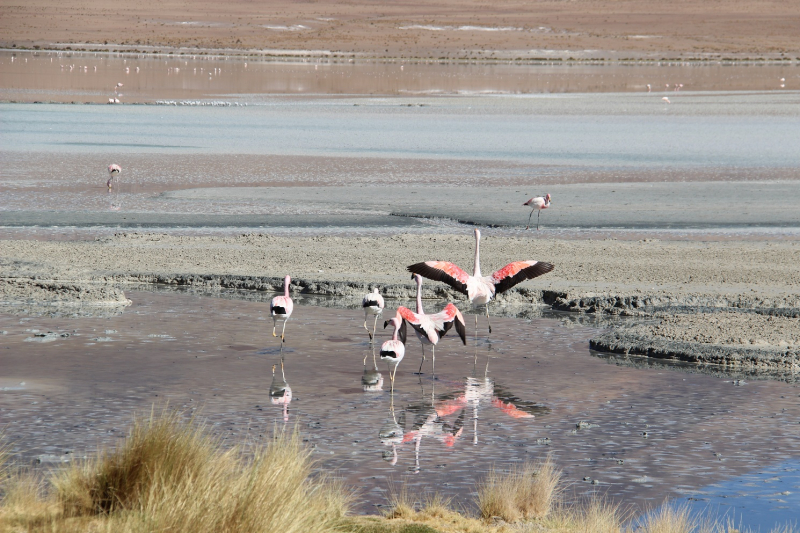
[474,228,481,240]
[386,317,402,331]
[284,274,291,287]
[410,273,422,285]
[546,193,551,202]
[373,287,380,294]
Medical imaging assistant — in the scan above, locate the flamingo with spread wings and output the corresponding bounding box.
[385,274,466,374]
[408,229,554,335]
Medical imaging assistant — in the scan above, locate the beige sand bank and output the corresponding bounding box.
[2,0,799,58]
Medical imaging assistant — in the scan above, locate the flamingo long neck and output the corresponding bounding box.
[392,321,399,341]
[284,278,290,298]
[473,234,482,277]
[415,277,424,314]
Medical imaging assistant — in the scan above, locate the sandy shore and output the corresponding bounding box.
[2,0,799,57]
[2,233,799,371]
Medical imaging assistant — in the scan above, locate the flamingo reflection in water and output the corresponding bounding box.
[378,373,549,472]
[361,345,384,392]
[269,347,292,422]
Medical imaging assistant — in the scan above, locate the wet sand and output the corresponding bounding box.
[2,291,799,525]
[3,0,800,58]
[1,232,799,373]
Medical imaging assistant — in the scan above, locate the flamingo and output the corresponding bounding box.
[107,164,121,188]
[385,274,467,374]
[270,275,293,342]
[407,229,554,335]
[362,287,385,341]
[522,193,551,230]
[662,96,671,104]
[380,316,406,393]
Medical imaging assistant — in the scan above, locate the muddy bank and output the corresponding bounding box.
[591,312,800,373]
[0,278,131,308]
[2,233,798,372]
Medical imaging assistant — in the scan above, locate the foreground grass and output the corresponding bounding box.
[0,413,795,533]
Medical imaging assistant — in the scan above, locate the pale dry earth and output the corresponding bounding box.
[591,311,800,372]
[2,233,799,372]
[2,0,799,58]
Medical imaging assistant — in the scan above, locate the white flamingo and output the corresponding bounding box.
[522,193,551,230]
[362,287,385,341]
[380,316,406,393]
[107,164,121,188]
[270,275,293,342]
[408,229,554,335]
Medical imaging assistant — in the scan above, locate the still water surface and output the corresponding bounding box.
[1,291,798,528]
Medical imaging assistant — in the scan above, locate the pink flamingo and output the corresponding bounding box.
[408,229,554,335]
[386,274,466,374]
[107,164,121,188]
[270,275,294,342]
[380,316,406,393]
[522,193,551,230]
[362,287,385,341]
[662,96,671,104]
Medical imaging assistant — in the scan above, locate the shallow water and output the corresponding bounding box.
[1,50,797,102]
[2,94,800,239]
[1,291,798,529]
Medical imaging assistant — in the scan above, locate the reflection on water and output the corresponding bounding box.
[1,50,797,103]
[1,291,798,529]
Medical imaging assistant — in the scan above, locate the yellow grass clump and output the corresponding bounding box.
[0,410,350,533]
[477,456,561,522]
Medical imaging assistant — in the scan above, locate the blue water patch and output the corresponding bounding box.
[676,460,800,530]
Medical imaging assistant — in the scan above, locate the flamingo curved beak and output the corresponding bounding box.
[384,320,390,329]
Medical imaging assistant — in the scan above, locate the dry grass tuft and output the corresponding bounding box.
[2,409,350,533]
[538,497,624,533]
[477,456,561,522]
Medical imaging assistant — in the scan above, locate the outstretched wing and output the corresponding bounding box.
[407,261,469,295]
[429,303,467,345]
[490,261,554,294]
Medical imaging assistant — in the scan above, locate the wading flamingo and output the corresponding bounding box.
[362,287,385,341]
[380,316,406,394]
[386,274,467,374]
[408,229,554,335]
[270,275,293,342]
[523,193,551,230]
[107,164,121,189]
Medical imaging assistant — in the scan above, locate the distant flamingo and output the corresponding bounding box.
[662,96,671,104]
[270,275,293,342]
[380,317,406,393]
[408,229,554,335]
[362,287,385,341]
[522,193,551,230]
[107,164,121,188]
[646,84,651,92]
[386,275,466,374]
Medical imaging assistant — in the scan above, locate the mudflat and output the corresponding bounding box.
[2,0,800,58]
[2,233,799,370]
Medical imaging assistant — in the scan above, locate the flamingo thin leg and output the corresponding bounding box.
[526,208,534,230]
[485,305,492,334]
[272,323,277,337]
[281,320,287,342]
[537,210,541,230]
[417,343,426,374]
[372,314,380,342]
[363,317,371,339]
